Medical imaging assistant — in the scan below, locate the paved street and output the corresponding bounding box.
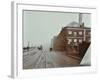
[23,48,80,69]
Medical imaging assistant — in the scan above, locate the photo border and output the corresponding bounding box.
[11,1,97,78]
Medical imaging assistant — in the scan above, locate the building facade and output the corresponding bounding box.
[65,26,90,55]
[66,27,90,46]
[52,22,91,57]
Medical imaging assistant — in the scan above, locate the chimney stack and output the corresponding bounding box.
[79,13,82,26]
[79,13,84,27]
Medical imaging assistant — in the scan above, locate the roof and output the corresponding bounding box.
[64,21,90,29]
[67,21,80,27]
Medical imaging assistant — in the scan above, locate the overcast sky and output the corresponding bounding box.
[23,10,91,49]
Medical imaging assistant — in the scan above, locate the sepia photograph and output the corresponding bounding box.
[22,10,91,69]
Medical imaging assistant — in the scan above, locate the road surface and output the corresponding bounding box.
[23,49,80,69]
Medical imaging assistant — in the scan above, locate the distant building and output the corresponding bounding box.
[52,29,67,51]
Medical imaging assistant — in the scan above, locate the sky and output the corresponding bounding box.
[23,10,91,50]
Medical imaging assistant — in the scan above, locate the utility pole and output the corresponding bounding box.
[27,41,30,51]
[28,41,30,47]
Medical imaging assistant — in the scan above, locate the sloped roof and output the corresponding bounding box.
[64,21,90,29]
[67,21,80,27]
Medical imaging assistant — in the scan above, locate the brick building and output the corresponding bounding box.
[52,22,91,59]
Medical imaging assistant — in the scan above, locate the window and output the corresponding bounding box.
[79,39,82,43]
[88,32,90,35]
[68,39,72,44]
[74,39,77,42]
[79,31,82,35]
[74,42,78,46]
[74,32,77,36]
[68,31,72,35]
